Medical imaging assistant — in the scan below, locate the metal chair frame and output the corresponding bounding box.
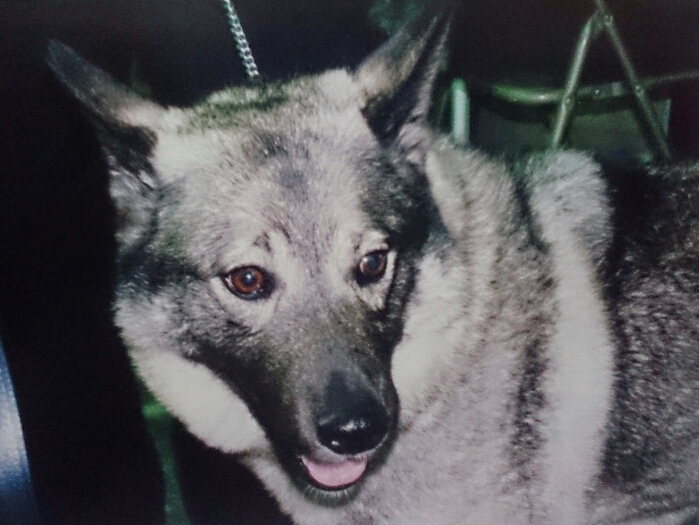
[466,0,699,159]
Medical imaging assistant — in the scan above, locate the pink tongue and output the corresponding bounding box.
[302,457,368,488]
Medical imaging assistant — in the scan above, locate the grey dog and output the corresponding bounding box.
[48,8,699,525]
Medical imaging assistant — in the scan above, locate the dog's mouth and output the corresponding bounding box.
[290,453,374,506]
[272,368,399,504]
[301,456,368,490]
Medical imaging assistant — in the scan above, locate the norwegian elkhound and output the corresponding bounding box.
[48,7,699,525]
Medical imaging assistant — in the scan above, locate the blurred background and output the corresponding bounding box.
[0,1,697,524]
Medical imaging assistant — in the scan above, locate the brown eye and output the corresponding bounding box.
[356,250,388,286]
[222,266,272,300]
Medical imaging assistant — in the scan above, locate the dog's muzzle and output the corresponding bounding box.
[302,370,391,489]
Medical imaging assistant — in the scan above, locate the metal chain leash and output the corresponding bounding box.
[221,0,261,82]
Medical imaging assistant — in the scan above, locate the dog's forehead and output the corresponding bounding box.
[206,151,375,263]
[155,105,378,208]
[153,68,375,182]
[170,178,377,278]
[148,69,389,271]
[152,137,382,275]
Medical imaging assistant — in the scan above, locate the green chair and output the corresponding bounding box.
[459,0,699,159]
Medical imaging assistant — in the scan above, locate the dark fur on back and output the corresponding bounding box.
[603,163,699,507]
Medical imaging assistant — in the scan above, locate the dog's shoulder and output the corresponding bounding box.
[515,150,611,267]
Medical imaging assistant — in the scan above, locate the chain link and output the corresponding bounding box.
[221,0,261,82]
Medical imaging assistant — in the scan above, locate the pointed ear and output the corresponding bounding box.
[354,4,451,153]
[48,41,164,246]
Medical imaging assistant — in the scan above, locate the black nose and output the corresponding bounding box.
[316,371,390,455]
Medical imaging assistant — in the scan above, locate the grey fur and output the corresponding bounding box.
[48,14,699,525]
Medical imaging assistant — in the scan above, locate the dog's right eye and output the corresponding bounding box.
[222,266,273,300]
[355,250,388,286]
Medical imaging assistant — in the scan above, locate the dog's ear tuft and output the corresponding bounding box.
[48,41,151,122]
[48,41,164,247]
[354,3,451,154]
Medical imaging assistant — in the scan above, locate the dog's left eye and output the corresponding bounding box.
[222,266,273,300]
[356,250,388,286]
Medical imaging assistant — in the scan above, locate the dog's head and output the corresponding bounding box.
[48,8,449,505]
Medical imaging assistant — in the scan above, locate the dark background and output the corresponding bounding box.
[0,1,697,524]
